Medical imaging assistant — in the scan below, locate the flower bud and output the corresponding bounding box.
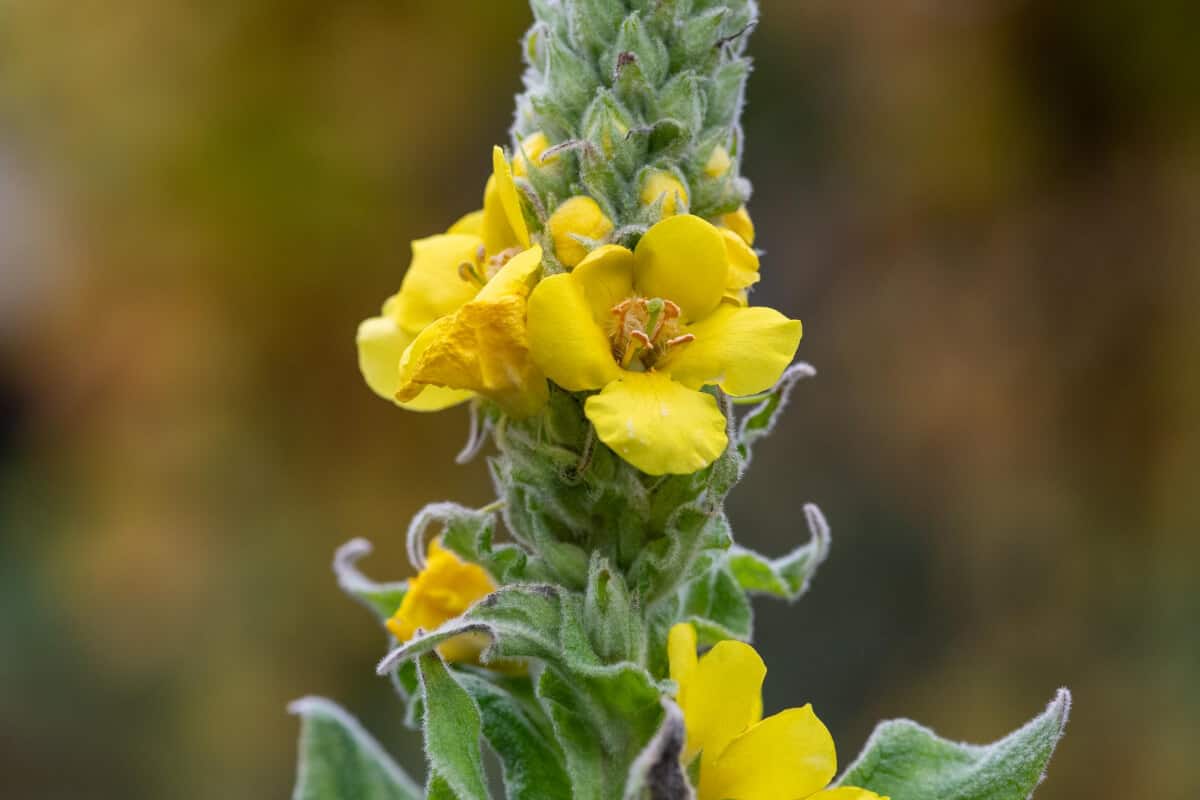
[705,145,732,178]
[640,170,689,217]
[547,195,614,267]
[512,131,557,177]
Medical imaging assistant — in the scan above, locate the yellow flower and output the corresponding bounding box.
[640,170,689,217]
[526,214,802,475]
[387,539,496,663]
[668,624,888,800]
[356,146,547,417]
[547,195,615,267]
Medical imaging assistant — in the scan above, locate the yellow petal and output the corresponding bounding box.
[809,789,889,800]
[584,372,728,475]
[721,228,760,291]
[386,539,496,662]
[640,170,689,217]
[571,244,636,326]
[547,196,615,267]
[667,623,698,692]
[527,273,621,392]
[356,309,472,411]
[493,145,531,249]
[633,215,728,322]
[718,205,755,246]
[396,247,547,417]
[666,304,802,397]
[676,640,765,768]
[391,234,483,335]
[705,145,732,178]
[701,705,837,800]
[357,313,410,400]
[448,209,485,236]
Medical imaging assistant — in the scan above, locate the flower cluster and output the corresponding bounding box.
[356,143,801,475]
[296,4,1070,800]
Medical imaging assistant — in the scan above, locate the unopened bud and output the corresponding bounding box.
[640,170,689,218]
[512,131,558,177]
[547,195,615,267]
[704,145,733,178]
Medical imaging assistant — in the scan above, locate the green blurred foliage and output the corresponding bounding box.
[0,1,1196,797]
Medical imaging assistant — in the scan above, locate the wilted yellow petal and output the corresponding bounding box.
[721,227,760,291]
[391,234,483,335]
[584,372,727,475]
[701,705,837,800]
[633,215,728,322]
[571,244,635,326]
[396,247,547,417]
[666,304,802,396]
[527,273,621,392]
[677,640,765,768]
[547,196,614,267]
[640,170,689,217]
[386,539,496,662]
[719,205,755,246]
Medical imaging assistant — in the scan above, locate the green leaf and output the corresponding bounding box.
[838,689,1072,800]
[333,538,407,621]
[681,563,752,643]
[735,362,816,462]
[289,697,421,800]
[621,700,694,800]
[725,502,831,601]
[417,652,491,800]
[457,672,573,800]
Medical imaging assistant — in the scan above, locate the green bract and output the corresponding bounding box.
[294,2,1070,799]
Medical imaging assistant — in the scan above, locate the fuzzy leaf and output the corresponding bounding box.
[622,700,694,800]
[417,652,490,800]
[681,563,752,642]
[289,697,421,800]
[838,689,1072,800]
[456,672,573,800]
[735,362,817,461]
[725,502,831,601]
[333,539,408,621]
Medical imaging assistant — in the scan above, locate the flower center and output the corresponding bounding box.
[608,296,695,371]
[458,245,522,287]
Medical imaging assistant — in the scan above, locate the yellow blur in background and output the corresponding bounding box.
[0,1,1196,797]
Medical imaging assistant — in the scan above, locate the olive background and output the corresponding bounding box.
[1,1,1196,797]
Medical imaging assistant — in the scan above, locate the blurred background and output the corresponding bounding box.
[1,0,1196,797]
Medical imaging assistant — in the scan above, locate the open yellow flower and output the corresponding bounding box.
[387,539,496,663]
[526,214,801,475]
[669,624,888,800]
[356,146,547,416]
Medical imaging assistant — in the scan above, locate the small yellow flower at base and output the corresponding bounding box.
[356,146,548,417]
[388,540,496,663]
[547,196,615,268]
[526,214,801,475]
[640,170,689,217]
[705,145,733,178]
[668,624,889,800]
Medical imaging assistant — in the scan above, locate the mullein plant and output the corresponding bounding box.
[292,2,1070,798]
